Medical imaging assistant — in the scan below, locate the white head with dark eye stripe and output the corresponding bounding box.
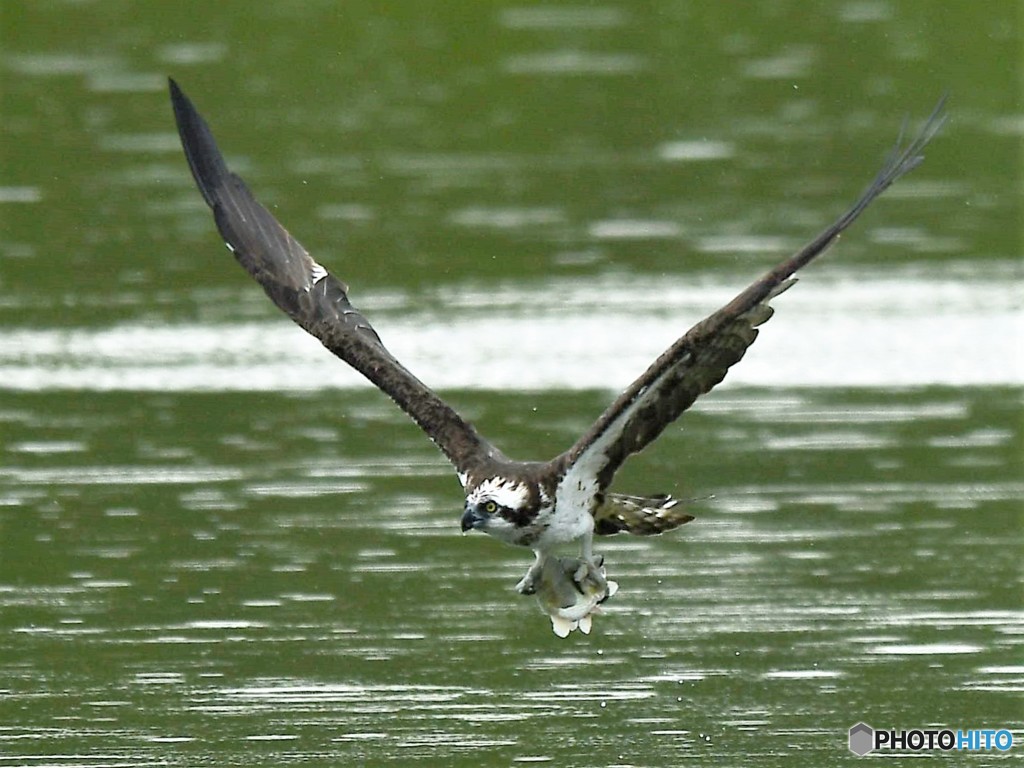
[461,478,534,538]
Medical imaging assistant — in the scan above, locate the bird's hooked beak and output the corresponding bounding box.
[461,503,487,533]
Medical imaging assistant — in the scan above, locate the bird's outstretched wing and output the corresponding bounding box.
[169,79,504,477]
[560,96,948,491]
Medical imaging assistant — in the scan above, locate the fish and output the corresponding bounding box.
[532,554,619,637]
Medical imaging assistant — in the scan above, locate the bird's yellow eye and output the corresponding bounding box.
[484,501,498,514]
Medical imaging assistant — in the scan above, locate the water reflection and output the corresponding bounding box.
[1,386,1019,764]
[1,265,1018,391]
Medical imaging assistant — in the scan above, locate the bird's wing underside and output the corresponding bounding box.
[560,96,948,492]
[169,79,504,477]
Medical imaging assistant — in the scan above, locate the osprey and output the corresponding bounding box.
[169,79,945,603]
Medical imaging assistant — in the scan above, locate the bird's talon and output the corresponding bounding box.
[570,558,610,601]
[515,575,538,595]
[572,562,589,586]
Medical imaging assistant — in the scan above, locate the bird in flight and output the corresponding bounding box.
[169,79,945,627]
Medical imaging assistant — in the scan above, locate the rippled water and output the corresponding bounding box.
[2,387,1021,765]
[2,0,1021,765]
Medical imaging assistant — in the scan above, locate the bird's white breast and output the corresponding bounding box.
[540,473,599,548]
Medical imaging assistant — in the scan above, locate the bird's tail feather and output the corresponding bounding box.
[593,493,695,536]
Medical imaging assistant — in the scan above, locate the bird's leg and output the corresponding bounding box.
[575,531,608,596]
[515,550,546,595]
[580,529,594,562]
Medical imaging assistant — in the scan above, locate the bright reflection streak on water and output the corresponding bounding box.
[0,265,1020,391]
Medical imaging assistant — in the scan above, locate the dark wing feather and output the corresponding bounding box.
[169,79,504,477]
[561,96,948,490]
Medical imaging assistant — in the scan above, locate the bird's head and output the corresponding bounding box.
[460,477,535,539]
